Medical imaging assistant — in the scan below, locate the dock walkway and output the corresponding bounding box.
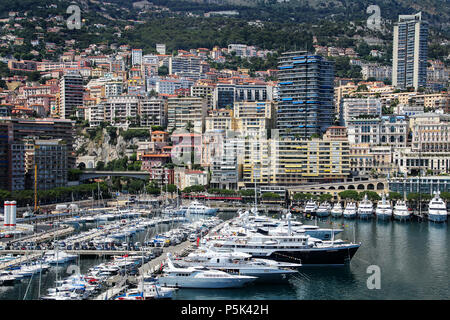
[8,226,75,245]
[0,253,43,271]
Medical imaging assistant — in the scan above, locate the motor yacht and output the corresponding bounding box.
[357,195,373,219]
[393,200,411,221]
[427,192,448,222]
[316,202,332,217]
[157,253,257,289]
[303,200,317,216]
[331,202,343,217]
[178,248,300,282]
[375,194,392,220]
[343,202,357,219]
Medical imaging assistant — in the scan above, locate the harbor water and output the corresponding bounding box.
[0,212,448,300]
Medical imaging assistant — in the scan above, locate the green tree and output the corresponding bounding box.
[358,191,381,202]
[68,168,83,181]
[319,194,333,202]
[388,192,403,201]
[440,192,450,202]
[95,161,105,171]
[338,190,359,201]
[261,192,281,200]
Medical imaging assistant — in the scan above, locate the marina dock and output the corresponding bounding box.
[0,249,151,257]
[91,241,195,300]
[91,220,228,300]
[7,226,75,244]
[0,252,43,271]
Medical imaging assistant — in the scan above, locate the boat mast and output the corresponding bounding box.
[34,163,37,213]
[253,162,258,213]
[418,149,422,217]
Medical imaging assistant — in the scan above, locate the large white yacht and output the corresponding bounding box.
[232,211,343,241]
[427,192,448,223]
[157,254,257,289]
[357,194,373,219]
[343,202,357,219]
[393,200,411,221]
[331,202,343,217]
[375,194,392,220]
[177,248,300,282]
[316,202,331,217]
[176,201,218,216]
[303,200,318,216]
[207,231,360,266]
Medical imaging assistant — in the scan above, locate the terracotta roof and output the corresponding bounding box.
[142,154,171,158]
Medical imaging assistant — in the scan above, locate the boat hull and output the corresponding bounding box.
[331,211,343,217]
[427,214,448,222]
[357,212,373,219]
[375,212,392,220]
[158,277,255,289]
[243,245,360,266]
[316,211,330,217]
[393,213,411,221]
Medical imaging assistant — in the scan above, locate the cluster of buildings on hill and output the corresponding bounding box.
[0,12,449,198]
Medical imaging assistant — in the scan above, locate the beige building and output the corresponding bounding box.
[241,127,350,187]
[174,168,208,190]
[167,96,207,132]
[410,113,450,152]
[350,144,396,177]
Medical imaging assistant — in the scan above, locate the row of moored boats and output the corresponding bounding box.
[304,192,448,222]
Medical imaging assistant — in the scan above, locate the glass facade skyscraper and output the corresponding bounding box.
[392,12,428,90]
[277,51,334,139]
